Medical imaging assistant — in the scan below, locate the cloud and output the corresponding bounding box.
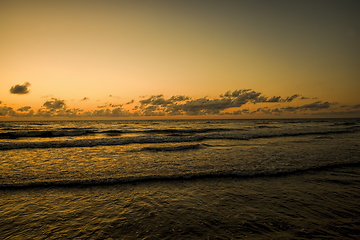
[266,96,282,102]
[10,82,31,95]
[2,88,357,118]
[134,90,307,116]
[299,101,331,110]
[109,103,123,108]
[281,101,332,112]
[109,95,121,98]
[0,106,15,116]
[282,106,299,112]
[271,108,283,114]
[0,106,35,117]
[42,98,66,110]
[282,94,300,102]
[81,107,132,117]
[17,106,32,112]
[97,102,123,108]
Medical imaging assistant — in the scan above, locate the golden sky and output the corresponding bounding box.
[1,0,360,119]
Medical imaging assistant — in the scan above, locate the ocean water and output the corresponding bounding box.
[1,119,360,239]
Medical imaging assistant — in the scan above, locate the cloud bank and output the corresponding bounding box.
[1,89,359,118]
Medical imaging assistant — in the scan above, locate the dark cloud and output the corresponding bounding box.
[34,108,55,117]
[42,98,66,110]
[17,106,32,112]
[282,94,300,102]
[281,101,331,112]
[0,105,35,117]
[169,95,190,102]
[109,95,121,98]
[266,96,282,102]
[82,107,132,117]
[299,101,331,110]
[282,106,299,112]
[111,107,132,117]
[97,103,122,108]
[10,82,31,95]
[220,89,251,98]
[135,90,305,116]
[173,97,233,115]
[109,103,123,108]
[139,94,168,106]
[0,106,15,116]
[3,89,356,118]
[139,94,190,108]
[271,108,283,114]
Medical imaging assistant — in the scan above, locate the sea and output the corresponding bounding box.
[1,118,360,239]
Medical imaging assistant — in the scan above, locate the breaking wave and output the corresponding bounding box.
[0,127,358,150]
[2,161,359,190]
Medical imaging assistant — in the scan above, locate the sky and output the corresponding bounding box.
[1,0,360,119]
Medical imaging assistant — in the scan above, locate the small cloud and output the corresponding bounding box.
[80,97,89,101]
[352,104,360,109]
[109,103,123,108]
[109,95,121,98]
[126,100,135,105]
[10,82,31,95]
[97,103,108,108]
[42,98,66,110]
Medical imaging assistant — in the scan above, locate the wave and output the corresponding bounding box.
[2,161,359,190]
[0,127,242,139]
[208,127,359,140]
[143,128,242,135]
[138,144,203,152]
[0,135,204,150]
[0,127,358,150]
[257,125,279,129]
[331,122,357,126]
[0,129,96,139]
